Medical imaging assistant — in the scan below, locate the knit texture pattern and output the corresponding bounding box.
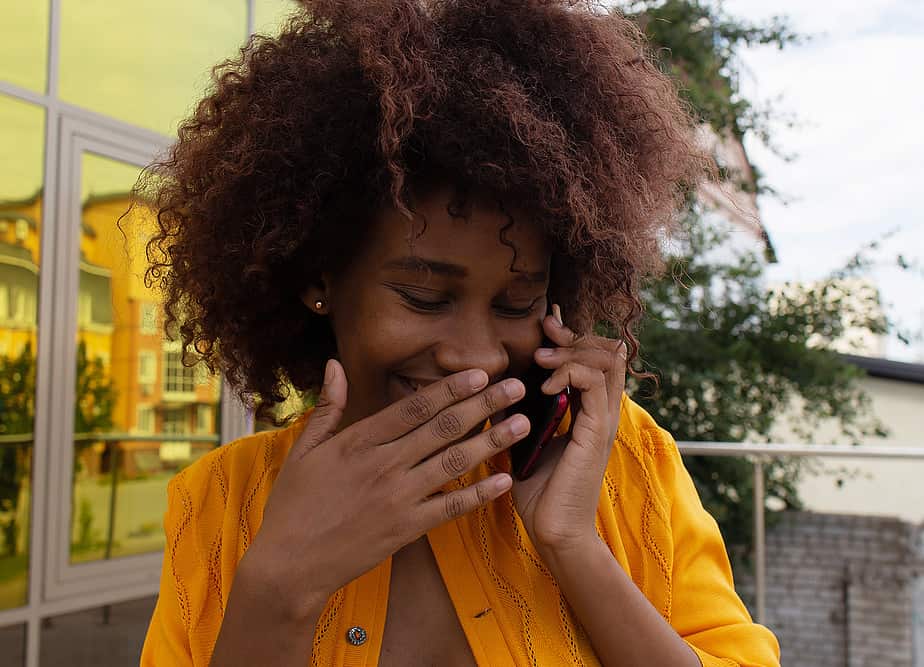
[141,397,781,667]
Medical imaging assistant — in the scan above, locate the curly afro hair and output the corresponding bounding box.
[137,0,707,424]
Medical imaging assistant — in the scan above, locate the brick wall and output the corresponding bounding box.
[734,512,923,666]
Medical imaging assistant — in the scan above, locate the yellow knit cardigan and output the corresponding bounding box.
[141,397,780,666]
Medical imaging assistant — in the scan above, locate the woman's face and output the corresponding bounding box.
[322,186,551,427]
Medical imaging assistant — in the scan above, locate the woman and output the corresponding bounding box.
[140,1,781,665]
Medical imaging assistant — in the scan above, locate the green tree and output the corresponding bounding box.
[627,214,890,551]
[0,342,116,557]
[0,344,36,558]
[614,1,914,551]
[74,340,117,436]
[622,0,801,192]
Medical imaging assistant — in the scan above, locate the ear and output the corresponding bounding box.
[300,274,332,315]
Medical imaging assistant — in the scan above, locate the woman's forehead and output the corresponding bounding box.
[368,187,551,278]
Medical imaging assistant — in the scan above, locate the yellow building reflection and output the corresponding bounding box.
[0,188,221,464]
[0,0,301,613]
[0,179,221,580]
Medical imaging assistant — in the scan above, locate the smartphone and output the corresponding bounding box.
[510,341,570,480]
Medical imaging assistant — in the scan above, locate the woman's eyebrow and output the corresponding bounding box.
[382,256,547,284]
[382,256,468,278]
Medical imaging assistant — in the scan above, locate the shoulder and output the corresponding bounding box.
[612,395,681,465]
[605,395,688,513]
[163,412,310,544]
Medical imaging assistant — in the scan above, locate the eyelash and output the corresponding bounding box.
[393,288,539,318]
[397,290,449,312]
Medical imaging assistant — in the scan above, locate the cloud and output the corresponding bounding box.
[723,0,924,360]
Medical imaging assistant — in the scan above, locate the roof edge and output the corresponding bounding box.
[841,354,924,384]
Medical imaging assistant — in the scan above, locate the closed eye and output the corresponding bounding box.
[390,286,450,312]
[494,297,542,318]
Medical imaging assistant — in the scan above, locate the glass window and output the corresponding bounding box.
[163,348,195,395]
[140,302,157,335]
[40,597,156,666]
[0,94,44,611]
[0,623,25,666]
[138,351,156,387]
[59,1,248,136]
[136,405,154,434]
[0,2,49,94]
[254,0,301,36]
[69,151,221,565]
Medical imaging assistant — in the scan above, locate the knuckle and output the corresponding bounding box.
[475,482,489,506]
[487,427,506,450]
[355,429,378,450]
[399,393,435,425]
[441,445,469,477]
[431,410,464,441]
[445,492,466,519]
[444,376,463,402]
[480,387,499,414]
[370,459,392,482]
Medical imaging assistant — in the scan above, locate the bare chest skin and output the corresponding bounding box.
[378,536,478,667]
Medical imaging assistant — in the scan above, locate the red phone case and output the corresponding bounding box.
[511,388,570,479]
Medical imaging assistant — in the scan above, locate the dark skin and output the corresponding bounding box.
[322,185,550,432]
[210,186,700,667]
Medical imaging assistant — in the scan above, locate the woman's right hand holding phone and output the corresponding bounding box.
[234,359,528,625]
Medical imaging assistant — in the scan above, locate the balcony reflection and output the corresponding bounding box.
[0,93,44,611]
[67,153,222,564]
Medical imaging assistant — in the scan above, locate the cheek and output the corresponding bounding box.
[332,297,422,375]
[335,310,383,356]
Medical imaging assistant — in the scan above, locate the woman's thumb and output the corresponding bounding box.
[319,358,347,409]
[294,359,347,459]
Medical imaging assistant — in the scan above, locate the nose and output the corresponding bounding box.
[434,310,510,382]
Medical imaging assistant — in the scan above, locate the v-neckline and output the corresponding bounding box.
[329,517,515,666]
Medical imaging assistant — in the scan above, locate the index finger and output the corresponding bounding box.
[359,369,489,445]
[542,303,580,348]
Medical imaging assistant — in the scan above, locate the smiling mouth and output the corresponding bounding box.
[396,375,429,394]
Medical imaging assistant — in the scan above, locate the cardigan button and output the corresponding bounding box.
[346,626,367,646]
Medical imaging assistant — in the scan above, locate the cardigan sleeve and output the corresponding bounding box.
[657,429,782,667]
[140,477,195,667]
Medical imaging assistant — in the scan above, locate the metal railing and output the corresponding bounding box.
[0,432,222,446]
[2,431,920,629]
[676,441,924,625]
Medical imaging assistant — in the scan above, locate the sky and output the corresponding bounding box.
[722,0,924,362]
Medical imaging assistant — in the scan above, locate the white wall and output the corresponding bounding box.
[772,376,924,523]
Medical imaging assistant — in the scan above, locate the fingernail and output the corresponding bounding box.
[494,474,513,493]
[535,348,554,359]
[323,359,335,385]
[504,379,525,400]
[470,370,489,391]
[552,303,563,326]
[509,415,530,436]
